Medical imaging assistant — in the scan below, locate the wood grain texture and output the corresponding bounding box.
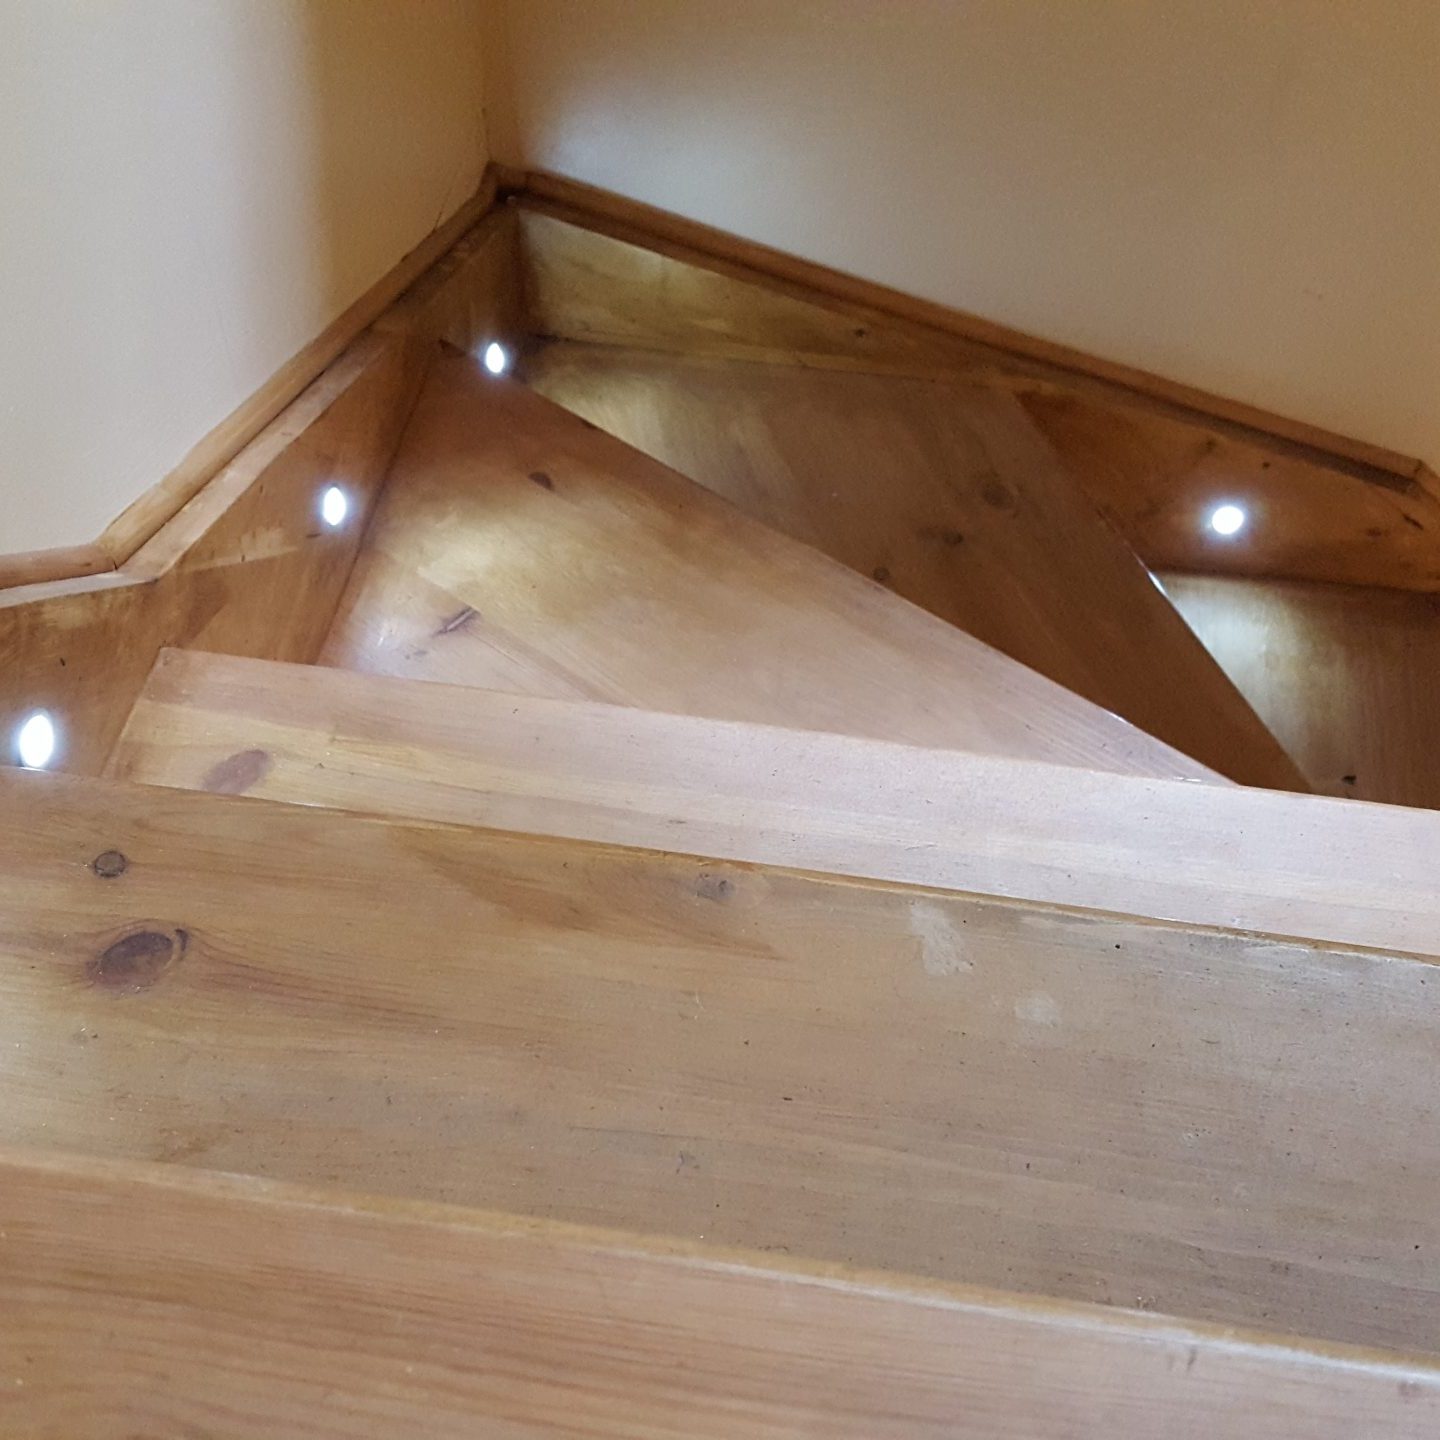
[109,649,1440,957]
[0,191,533,777]
[516,205,1440,592]
[92,171,501,568]
[8,1148,1440,1440]
[0,333,425,775]
[1022,388,1440,592]
[6,765,1440,1352]
[374,200,526,354]
[321,348,1222,781]
[1166,573,1440,810]
[524,342,1304,788]
[517,205,974,374]
[507,171,1427,482]
[0,543,114,592]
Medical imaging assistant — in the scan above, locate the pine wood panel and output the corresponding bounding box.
[109,649,1440,957]
[321,348,1222,781]
[374,200,526,354]
[517,204,973,374]
[1165,573,1440,810]
[9,1149,1438,1439]
[6,766,1440,1352]
[1022,388,1440,591]
[0,177,503,594]
[0,333,424,775]
[0,206,527,777]
[0,543,114,591]
[524,341,1304,788]
[91,174,503,570]
[511,173,1427,486]
[516,205,1440,593]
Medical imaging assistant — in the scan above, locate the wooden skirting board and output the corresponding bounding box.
[508,193,1440,594]
[9,1148,1439,1439]
[1,161,1428,785]
[0,172,501,594]
[110,648,1440,958]
[0,334,431,774]
[0,542,115,592]
[1021,388,1440,592]
[4,160,1432,598]
[320,349,1232,782]
[0,333,416,773]
[7,764,1440,1356]
[501,166,1432,491]
[0,204,525,774]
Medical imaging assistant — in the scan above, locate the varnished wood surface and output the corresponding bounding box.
[93,171,502,569]
[1167,574,1440,810]
[0,333,424,775]
[0,206,529,778]
[516,204,1440,593]
[506,169,1429,485]
[110,649,1440,956]
[517,205,973,375]
[524,342,1304,788]
[322,348,1222,781]
[9,1149,1439,1439]
[1022,388,1440,592]
[6,765,1440,1352]
[0,543,115,592]
[374,201,525,354]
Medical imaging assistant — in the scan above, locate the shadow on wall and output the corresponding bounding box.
[0,0,487,554]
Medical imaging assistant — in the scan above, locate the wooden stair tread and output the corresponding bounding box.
[515,202,1440,598]
[8,764,1440,1355]
[318,347,1220,781]
[524,340,1306,790]
[10,1148,1438,1438]
[112,647,1440,957]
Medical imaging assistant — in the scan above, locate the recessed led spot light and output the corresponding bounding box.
[320,485,349,528]
[482,340,510,376]
[1207,503,1247,538]
[15,711,57,770]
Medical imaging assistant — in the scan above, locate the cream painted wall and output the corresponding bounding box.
[494,0,1440,467]
[0,0,489,553]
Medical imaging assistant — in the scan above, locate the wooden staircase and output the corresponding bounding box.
[4,173,1440,1433]
[320,351,1228,776]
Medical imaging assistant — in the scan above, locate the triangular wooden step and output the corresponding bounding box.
[319,347,1220,780]
[523,341,1305,790]
[113,647,1440,957]
[11,764,1440,1355]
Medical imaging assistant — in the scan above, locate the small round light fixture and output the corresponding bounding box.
[1207,503,1247,538]
[320,485,349,528]
[15,711,57,770]
[482,341,510,376]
